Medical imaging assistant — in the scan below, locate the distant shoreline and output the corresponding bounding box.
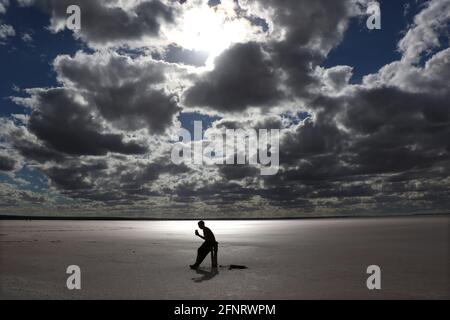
[0,212,448,221]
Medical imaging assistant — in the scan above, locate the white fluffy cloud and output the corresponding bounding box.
[0,23,14,43]
[398,0,450,64]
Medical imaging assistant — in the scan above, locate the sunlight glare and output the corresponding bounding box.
[169,2,254,63]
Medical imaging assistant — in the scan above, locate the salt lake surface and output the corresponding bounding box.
[0,216,448,299]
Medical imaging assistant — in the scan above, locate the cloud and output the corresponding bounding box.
[38,153,192,203]
[160,44,208,67]
[54,51,182,133]
[241,0,365,52]
[218,164,259,181]
[183,0,367,113]
[184,41,283,112]
[0,183,52,207]
[0,23,14,44]
[17,0,178,47]
[320,65,354,93]
[21,32,33,43]
[364,47,450,95]
[14,88,148,156]
[0,0,9,14]
[0,154,17,171]
[398,0,450,64]
[2,0,450,217]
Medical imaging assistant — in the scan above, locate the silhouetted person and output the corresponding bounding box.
[190,220,218,269]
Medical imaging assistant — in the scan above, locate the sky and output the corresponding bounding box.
[0,0,449,218]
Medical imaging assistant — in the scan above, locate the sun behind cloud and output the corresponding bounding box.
[166,0,257,64]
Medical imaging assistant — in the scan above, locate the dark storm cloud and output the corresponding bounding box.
[269,42,322,98]
[34,152,192,202]
[342,87,450,135]
[40,158,152,202]
[17,0,176,46]
[184,42,283,112]
[277,90,448,182]
[44,159,108,191]
[340,87,450,175]
[55,52,181,134]
[271,80,450,180]
[119,160,190,189]
[28,88,148,156]
[13,141,64,164]
[2,119,66,164]
[279,116,345,166]
[0,154,16,171]
[174,180,256,204]
[218,164,259,180]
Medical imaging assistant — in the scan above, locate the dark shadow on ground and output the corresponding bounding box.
[192,267,219,283]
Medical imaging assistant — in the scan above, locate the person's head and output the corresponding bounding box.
[198,220,205,229]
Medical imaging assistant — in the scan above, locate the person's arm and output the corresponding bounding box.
[195,230,205,240]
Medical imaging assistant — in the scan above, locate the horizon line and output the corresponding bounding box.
[1,212,449,221]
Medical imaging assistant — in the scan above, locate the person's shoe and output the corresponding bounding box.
[189,264,199,270]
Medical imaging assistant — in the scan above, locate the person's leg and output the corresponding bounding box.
[211,242,218,268]
[191,242,210,268]
[196,242,211,265]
